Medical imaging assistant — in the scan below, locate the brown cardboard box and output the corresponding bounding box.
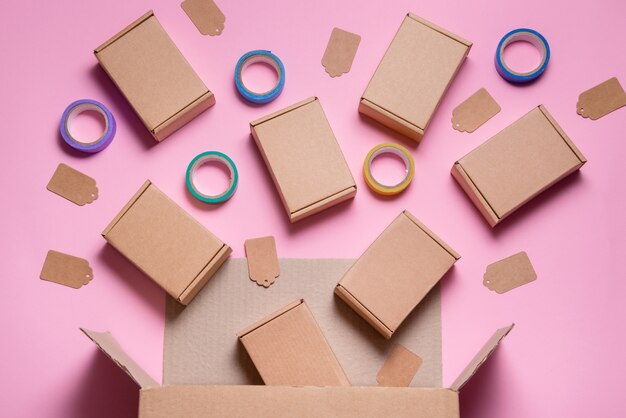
[359,13,472,142]
[80,324,513,417]
[95,11,215,141]
[237,299,350,386]
[250,97,356,222]
[451,105,587,227]
[102,180,231,305]
[335,211,460,339]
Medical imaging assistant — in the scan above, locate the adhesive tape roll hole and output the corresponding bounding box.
[495,29,550,84]
[67,106,107,143]
[241,57,280,96]
[186,151,238,204]
[370,151,409,187]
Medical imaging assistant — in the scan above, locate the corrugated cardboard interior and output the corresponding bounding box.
[335,211,459,338]
[94,11,214,140]
[237,299,350,386]
[102,181,230,304]
[360,13,471,140]
[164,259,442,388]
[250,97,356,222]
[453,105,587,225]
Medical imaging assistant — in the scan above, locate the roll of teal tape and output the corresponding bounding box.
[186,151,238,204]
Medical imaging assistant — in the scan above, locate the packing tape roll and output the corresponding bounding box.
[186,151,238,204]
[495,28,550,84]
[235,50,285,104]
[363,143,414,196]
[60,99,116,153]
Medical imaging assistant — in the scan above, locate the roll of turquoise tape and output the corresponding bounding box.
[186,151,238,204]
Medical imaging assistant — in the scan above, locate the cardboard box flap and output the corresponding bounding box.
[80,328,158,388]
[449,324,514,392]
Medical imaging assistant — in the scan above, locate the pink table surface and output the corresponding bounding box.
[1,0,625,416]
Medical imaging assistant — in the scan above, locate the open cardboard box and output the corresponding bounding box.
[359,13,472,142]
[452,105,587,227]
[80,324,513,417]
[95,11,215,141]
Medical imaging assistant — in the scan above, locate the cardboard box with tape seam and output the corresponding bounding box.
[335,210,460,339]
[102,180,231,305]
[79,324,513,417]
[250,97,357,223]
[359,13,472,142]
[451,105,587,227]
[95,11,215,141]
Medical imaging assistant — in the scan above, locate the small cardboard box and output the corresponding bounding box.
[451,105,587,227]
[335,211,460,339]
[237,299,350,386]
[80,324,514,417]
[102,180,231,305]
[250,97,356,223]
[95,11,215,141]
[359,13,472,142]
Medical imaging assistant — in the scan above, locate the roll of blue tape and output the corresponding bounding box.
[60,99,116,153]
[234,50,285,104]
[495,29,550,84]
[186,151,238,204]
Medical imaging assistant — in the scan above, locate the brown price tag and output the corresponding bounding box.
[577,77,626,120]
[40,250,93,289]
[322,28,361,77]
[47,163,98,206]
[244,236,280,288]
[483,252,536,294]
[452,88,501,133]
[181,0,225,36]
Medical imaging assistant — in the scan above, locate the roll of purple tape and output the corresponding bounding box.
[60,99,116,153]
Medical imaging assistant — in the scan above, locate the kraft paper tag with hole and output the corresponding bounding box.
[321,28,361,77]
[577,77,626,120]
[181,0,225,36]
[484,252,537,294]
[376,344,423,387]
[47,163,98,206]
[452,88,501,133]
[40,250,93,289]
[244,237,280,288]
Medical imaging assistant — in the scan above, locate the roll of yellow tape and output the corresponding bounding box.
[363,143,414,196]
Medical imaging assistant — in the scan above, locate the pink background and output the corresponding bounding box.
[1,0,625,416]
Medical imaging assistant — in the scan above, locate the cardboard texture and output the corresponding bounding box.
[181,0,225,36]
[335,211,460,339]
[237,299,350,386]
[164,259,442,388]
[376,344,422,387]
[451,88,501,133]
[250,97,357,222]
[102,180,231,305]
[360,13,472,142]
[83,321,513,418]
[244,236,280,287]
[94,11,214,141]
[484,252,537,294]
[452,105,587,227]
[322,27,361,77]
[47,163,98,206]
[40,250,93,289]
[577,77,626,120]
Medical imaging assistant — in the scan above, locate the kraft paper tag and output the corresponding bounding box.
[321,28,361,77]
[376,344,422,387]
[244,237,280,288]
[47,163,98,206]
[577,77,626,120]
[483,252,536,294]
[40,250,93,289]
[452,88,501,133]
[181,0,225,36]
